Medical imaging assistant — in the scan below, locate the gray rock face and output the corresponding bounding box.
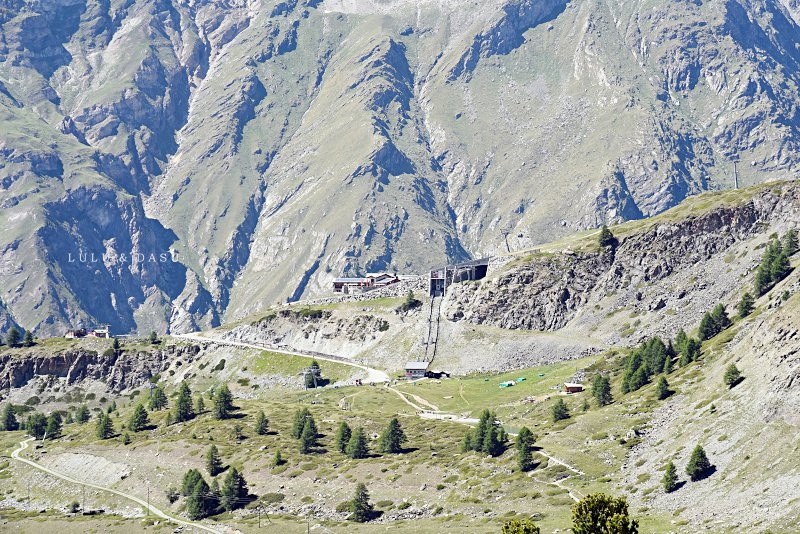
[2,0,800,336]
[446,184,800,336]
[0,343,201,392]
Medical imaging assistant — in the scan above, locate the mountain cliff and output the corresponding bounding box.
[2,0,800,335]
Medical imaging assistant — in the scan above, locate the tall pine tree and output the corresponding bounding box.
[377,417,406,454]
[174,382,195,423]
[213,384,234,420]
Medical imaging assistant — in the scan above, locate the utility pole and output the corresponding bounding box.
[146,484,150,517]
[82,486,86,512]
[733,160,739,189]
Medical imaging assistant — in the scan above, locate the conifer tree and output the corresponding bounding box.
[255,411,269,435]
[185,474,210,519]
[148,386,168,411]
[208,478,221,514]
[710,303,731,332]
[598,225,617,248]
[783,229,799,256]
[299,417,318,454]
[698,312,717,341]
[1,404,18,431]
[770,252,791,283]
[181,468,205,495]
[679,338,701,367]
[273,450,283,466]
[95,413,114,439]
[75,404,90,424]
[349,482,374,523]
[472,409,493,451]
[206,444,223,476]
[736,292,755,318]
[674,329,689,356]
[551,398,570,422]
[346,427,369,459]
[656,376,671,400]
[591,374,613,406]
[662,461,677,493]
[195,395,205,414]
[6,326,21,348]
[335,421,352,453]
[378,417,407,454]
[45,413,62,439]
[22,330,34,347]
[754,265,772,297]
[483,424,504,457]
[516,427,536,472]
[220,467,248,511]
[121,431,131,445]
[291,408,311,439]
[686,445,712,481]
[128,404,149,432]
[723,364,742,388]
[213,384,234,420]
[174,381,194,423]
[26,413,47,439]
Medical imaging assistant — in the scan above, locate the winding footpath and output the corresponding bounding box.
[11,438,224,534]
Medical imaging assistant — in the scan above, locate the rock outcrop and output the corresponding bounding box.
[0,344,202,392]
[446,183,800,340]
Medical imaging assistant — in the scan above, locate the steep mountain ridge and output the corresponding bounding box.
[2,0,800,335]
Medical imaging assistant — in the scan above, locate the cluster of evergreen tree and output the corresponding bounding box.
[461,409,506,457]
[3,327,35,348]
[75,404,91,424]
[21,412,62,440]
[621,337,673,394]
[95,412,115,439]
[291,408,319,453]
[181,466,250,519]
[662,444,713,493]
[1,404,19,431]
[754,231,796,296]
[673,329,702,367]
[697,304,731,341]
[148,386,168,411]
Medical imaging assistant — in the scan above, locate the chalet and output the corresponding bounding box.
[64,328,87,339]
[564,382,584,394]
[367,272,400,288]
[405,361,430,379]
[333,278,372,294]
[87,325,111,338]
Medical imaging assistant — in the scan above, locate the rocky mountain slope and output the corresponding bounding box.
[2,0,800,336]
[210,181,799,374]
